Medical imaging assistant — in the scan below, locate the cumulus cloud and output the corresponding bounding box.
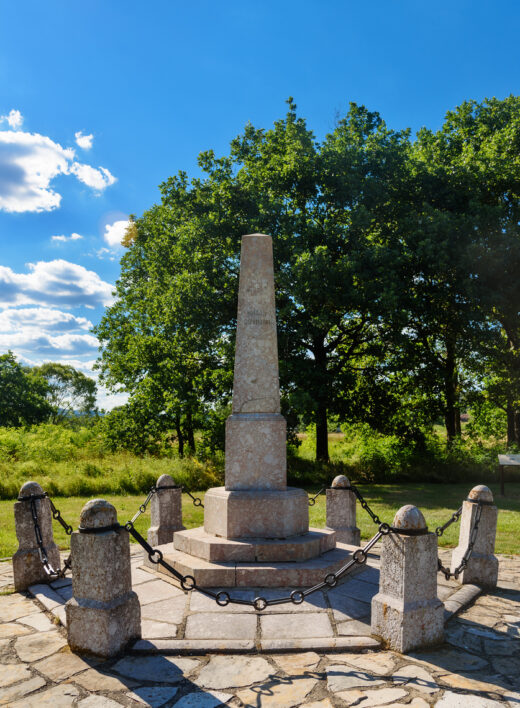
[0,109,23,129]
[0,307,92,333]
[74,131,93,150]
[69,162,116,190]
[0,259,114,309]
[51,232,83,243]
[0,331,99,356]
[0,121,116,212]
[104,219,130,247]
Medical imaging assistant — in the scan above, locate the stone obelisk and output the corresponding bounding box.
[204,234,309,539]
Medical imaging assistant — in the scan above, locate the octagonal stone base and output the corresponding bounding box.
[204,486,309,539]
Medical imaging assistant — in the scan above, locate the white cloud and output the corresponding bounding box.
[0,259,114,308]
[0,331,99,356]
[0,109,23,129]
[0,124,116,213]
[0,307,92,333]
[51,232,83,243]
[75,131,93,150]
[69,162,116,190]
[104,219,130,247]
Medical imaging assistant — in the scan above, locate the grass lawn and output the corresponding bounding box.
[1,482,518,558]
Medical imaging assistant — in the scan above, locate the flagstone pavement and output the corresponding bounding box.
[0,548,518,707]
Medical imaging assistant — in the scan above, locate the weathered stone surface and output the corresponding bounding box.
[0,662,32,686]
[392,664,439,694]
[451,486,499,588]
[328,651,397,675]
[0,621,32,638]
[112,655,199,683]
[13,481,61,591]
[438,672,504,692]
[184,612,257,640]
[15,628,67,661]
[260,636,381,651]
[331,592,371,622]
[133,579,176,606]
[174,690,233,708]
[34,651,93,680]
[371,505,444,652]
[335,687,408,707]
[273,651,320,674]
[237,677,318,707]
[19,611,55,631]
[141,619,177,639]
[203,486,309,539]
[78,697,124,708]
[70,668,138,691]
[326,484,360,545]
[326,664,385,691]
[141,594,188,624]
[10,684,80,707]
[65,499,141,657]
[305,701,334,708]
[225,413,287,490]
[194,655,273,689]
[261,612,333,639]
[336,619,372,635]
[436,692,504,707]
[132,638,256,653]
[125,686,179,706]
[0,675,46,704]
[409,647,489,672]
[28,583,64,611]
[148,474,183,546]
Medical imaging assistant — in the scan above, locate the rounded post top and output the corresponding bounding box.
[80,499,117,529]
[157,473,175,488]
[19,481,44,498]
[243,233,271,239]
[393,504,427,530]
[468,484,493,503]
[331,474,350,488]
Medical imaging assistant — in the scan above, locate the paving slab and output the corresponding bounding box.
[260,611,333,639]
[194,655,274,689]
[237,676,318,707]
[9,683,80,707]
[15,628,67,661]
[111,655,200,683]
[125,686,179,707]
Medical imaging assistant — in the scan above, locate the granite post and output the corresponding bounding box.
[12,481,61,591]
[325,474,360,545]
[204,234,308,539]
[66,499,141,657]
[371,505,444,652]
[148,473,183,546]
[450,484,498,588]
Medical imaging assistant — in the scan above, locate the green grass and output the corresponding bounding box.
[1,483,518,558]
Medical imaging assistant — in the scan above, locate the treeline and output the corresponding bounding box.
[94,96,520,463]
[0,353,98,426]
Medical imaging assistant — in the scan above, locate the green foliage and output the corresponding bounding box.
[0,352,51,427]
[35,362,97,422]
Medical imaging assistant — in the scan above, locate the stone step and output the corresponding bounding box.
[144,540,362,588]
[173,526,336,562]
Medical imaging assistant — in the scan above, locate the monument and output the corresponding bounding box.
[150,234,353,586]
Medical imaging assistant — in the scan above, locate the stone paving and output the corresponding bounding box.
[0,548,518,706]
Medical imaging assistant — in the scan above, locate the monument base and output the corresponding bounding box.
[144,537,359,587]
[203,486,309,539]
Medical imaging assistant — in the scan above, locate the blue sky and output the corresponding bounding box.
[1,0,519,409]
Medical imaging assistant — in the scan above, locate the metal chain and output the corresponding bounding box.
[130,485,203,527]
[435,507,462,537]
[349,484,382,526]
[308,487,326,506]
[28,497,64,579]
[437,501,484,580]
[184,489,204,508]
[125,512,389,609]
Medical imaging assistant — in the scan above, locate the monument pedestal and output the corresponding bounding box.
[203,486,309,539]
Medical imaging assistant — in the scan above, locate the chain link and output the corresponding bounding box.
[437,500,484,580]
[435,507,462,537]
[348,484,382,526]
[27,496,65,579]
[308,487,326,506]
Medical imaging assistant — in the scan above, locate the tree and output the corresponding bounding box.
[0,352,51,427]
[35,362,98,423]
[95,100,410,461]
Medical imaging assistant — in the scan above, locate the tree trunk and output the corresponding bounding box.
[514,409,520,447]
[313,338,329,462]
[444,337,458,448]
[175,413,184,458]
[316,400,329,463]
[185,407,196,454]
[454,406,462,436]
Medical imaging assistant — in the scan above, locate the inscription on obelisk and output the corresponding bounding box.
[225,234,287,490]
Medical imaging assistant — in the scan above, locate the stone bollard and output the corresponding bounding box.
[450,485,498,588]
[12,481,61,591]
[371,505,444,653]
[147,473,184,546]
[66,499,141,657]
[325,474,360,545]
